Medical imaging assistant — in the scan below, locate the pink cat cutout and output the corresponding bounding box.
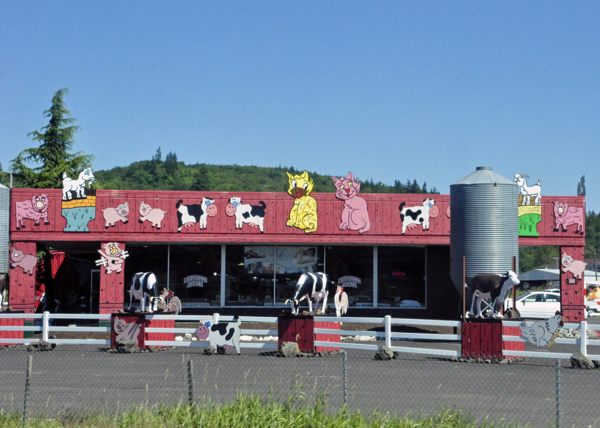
[332,172,371,234]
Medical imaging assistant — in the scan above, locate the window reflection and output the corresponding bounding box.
[325,246,373,308]
[377,246,425,308]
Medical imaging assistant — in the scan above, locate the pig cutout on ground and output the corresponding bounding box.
[561,253,587,280]
[102,202,129,228]
[196,316,241,354]
[10,249,38,275]
[138,202,167,229]
[15,194,50,229]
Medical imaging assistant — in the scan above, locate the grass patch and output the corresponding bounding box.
[0,395,530,428]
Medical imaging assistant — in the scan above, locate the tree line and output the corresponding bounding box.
[5,88,598,273]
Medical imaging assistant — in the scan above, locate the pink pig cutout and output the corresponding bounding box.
[139,202,168,229]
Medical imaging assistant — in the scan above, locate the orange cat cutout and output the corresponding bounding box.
[286,171,318,233]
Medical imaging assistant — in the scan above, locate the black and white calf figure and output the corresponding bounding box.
[127,272,159,312]
[467,270,520,318]
[286,272,328,315]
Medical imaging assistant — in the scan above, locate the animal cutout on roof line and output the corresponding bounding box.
[553,201,584,235]
[15,194,50,230]
[286,171,318,233]
[467,271,520,319]
[176,198,217,232]
[226,197,267,233]
[399,199,438,234]
[514,173,542,206]
[139,201,168,229]
[102,202,129,228]
[62,168,95,200]
[332,172,370,234]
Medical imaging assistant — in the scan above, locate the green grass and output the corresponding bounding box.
[0,395,530,428]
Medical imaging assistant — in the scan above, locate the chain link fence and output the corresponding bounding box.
[1,345,599,427]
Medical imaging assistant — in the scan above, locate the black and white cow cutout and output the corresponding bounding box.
[225,197,267,232]
[176,198,217,232]
[127,272,159,313]
[467,271,520,318]
[286,272,328,315]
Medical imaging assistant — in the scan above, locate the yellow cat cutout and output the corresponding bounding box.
[286,171,318,233]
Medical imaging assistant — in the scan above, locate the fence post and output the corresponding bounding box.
[556,359,562,428]
[342,351,347,408]
[580,320,587,357]
[187,359,194,406]
[213,313,220,324]
[42,312,49,342]
[23,355,32,426]
[384,315,392,349]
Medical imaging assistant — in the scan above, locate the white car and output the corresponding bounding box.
[504,291,561,319]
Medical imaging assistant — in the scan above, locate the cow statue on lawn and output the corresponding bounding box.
[286,272,328,315]
[127,272,159,313]
[467,271,520,319]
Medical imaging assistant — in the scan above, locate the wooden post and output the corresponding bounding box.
[512,256,517,311]
[462,256,466,318]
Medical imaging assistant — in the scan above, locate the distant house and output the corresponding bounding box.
[518,268,599,290]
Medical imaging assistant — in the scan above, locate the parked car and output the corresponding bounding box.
[504,291,561,319]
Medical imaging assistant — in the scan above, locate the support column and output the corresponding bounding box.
[559,246,586,322]
[8,242,37,313]
[99,242,126,314]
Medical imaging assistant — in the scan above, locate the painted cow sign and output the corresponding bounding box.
[225,197,266,232]
[399,198,439,234]
[176,198,217,232]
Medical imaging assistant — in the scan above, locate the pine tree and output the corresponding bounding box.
[10,88,93,188]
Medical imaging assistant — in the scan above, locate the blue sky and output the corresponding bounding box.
[1,2,598,211]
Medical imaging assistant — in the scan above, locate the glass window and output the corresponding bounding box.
[124,244,169,303]
[226,245,274,306]
[325,246,373,308]
[169,245,221,306]
[377,246,425,308]
[274,246,324,307]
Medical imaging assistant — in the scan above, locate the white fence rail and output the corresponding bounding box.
[1,312,598,360]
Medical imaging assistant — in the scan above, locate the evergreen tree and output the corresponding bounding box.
[190,165,211,191]
[165,151,179,176]
[10,88,93,188]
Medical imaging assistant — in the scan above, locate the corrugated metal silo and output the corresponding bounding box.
[0,183,9,274]
[450,166,519,294]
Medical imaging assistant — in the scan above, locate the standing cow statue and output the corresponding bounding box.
[286,272,329,315]
[467,271,520,319]
[127,272,159,313]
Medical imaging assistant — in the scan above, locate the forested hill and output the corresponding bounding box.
[93,151,438,195]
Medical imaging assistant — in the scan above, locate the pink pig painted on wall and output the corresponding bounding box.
[561,253,587,280]
[138,202,167,229]
[15,194,50,229]
[553,201,584,234]
[10,248,38,275]
[101,202,129,228]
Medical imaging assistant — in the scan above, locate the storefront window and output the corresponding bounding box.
[325,246,374,308]
[124,245,169,303]
[169,245,221,306]
[274,246,323,306]
[225,246,275,306]
[377,246,425,308]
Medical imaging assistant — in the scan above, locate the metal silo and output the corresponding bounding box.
[450,166,519,294]
[0,183,9,274]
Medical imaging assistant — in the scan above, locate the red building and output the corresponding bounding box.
[7,185,586,320]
